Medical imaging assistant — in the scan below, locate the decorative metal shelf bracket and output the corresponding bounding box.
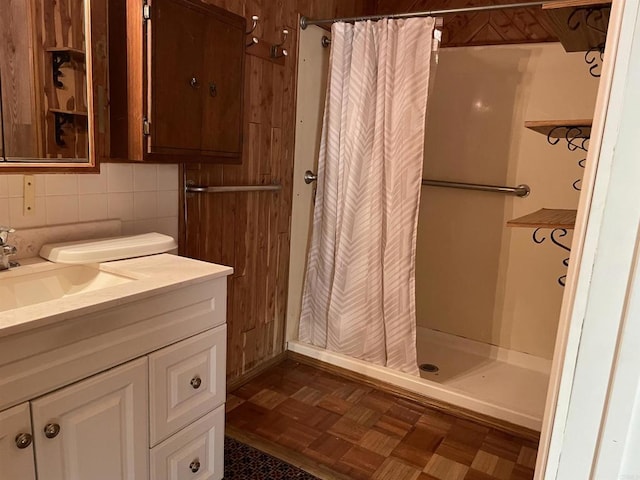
[567,6,609,34]
[533,228,571,287]
[52,51,71,89]
[573,178,582,191]
[546,126,589,152]
[573,157,587,191]
[585,43,606,78]
[546,126,590,191]
[567,6,610,78]
[53,111,74,147]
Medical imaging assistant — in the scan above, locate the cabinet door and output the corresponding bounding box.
[0,403,36,480]
[200,12,244,155]
[149,0,206,154]
[32,358,149,480]
[108,0,245,162]
[147,0,244,161]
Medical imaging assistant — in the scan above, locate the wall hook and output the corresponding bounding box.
[246,15,259,35]
[271,28,289,59]
[245,15,259,48]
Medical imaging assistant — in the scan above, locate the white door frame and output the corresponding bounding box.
[537,0,640,477]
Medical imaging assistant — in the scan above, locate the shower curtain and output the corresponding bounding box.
[299,17,436,374]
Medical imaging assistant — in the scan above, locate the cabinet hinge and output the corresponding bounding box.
[142,3,151,21]
[143,118,150,136]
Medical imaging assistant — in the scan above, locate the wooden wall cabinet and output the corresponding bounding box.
[109,0,245,163]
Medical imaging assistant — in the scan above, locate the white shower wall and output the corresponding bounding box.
[418,43,599,359]
[286,26,330,342]
[287,36,599,362]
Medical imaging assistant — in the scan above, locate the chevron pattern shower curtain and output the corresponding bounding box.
[299,18,436,375]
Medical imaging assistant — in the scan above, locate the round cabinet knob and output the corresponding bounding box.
[15,433,33,449]
[189,458,201,473]
[190,375,202,389]
[44,423,61,439]
[190,77,200,89]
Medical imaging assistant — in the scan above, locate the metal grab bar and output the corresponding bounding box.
[303,171,529,197]
[422,179,530,197]
[185,184,282,193]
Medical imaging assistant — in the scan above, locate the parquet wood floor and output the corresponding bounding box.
[226,359,538,480]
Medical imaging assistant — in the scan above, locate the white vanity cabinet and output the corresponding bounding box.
[0,402,36,480]
[0,255,232,480]
[31,358,149,480]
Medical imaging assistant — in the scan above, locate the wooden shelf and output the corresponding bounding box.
[49,108,88,116]
[507,208,577,229]
[542,0,611,52]
[45,47,86,56]
[525,119,592,138]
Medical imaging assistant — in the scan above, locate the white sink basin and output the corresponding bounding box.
[0,265,136,312]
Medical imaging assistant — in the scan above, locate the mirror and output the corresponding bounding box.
[0,0,107,171]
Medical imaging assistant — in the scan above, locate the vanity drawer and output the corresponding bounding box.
[149,326,226,446]
[150,404,224,480]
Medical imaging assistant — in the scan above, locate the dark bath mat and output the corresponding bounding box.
[224,436,320,480]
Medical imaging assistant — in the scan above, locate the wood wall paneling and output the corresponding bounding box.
[180,0,371,382]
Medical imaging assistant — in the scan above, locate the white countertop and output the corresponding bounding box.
[0,254,233,338]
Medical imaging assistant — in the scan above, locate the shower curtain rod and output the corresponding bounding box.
[300,1,546,29]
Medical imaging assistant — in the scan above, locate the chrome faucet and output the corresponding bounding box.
[0,226,19,271]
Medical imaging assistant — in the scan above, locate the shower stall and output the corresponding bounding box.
[286,25,599,432]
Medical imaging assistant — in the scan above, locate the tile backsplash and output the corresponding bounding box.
[0,164,179,241]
